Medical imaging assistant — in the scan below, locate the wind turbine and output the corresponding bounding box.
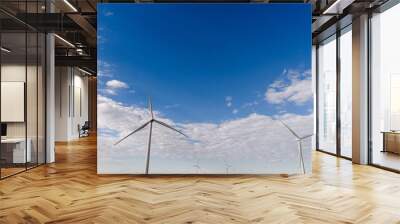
[278,120,313,174]
[193,153,201,174]
[193,164,201,174]
[114,98,189,174]
[223,159,232,174]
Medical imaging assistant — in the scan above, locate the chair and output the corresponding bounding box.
[78,121,90,138]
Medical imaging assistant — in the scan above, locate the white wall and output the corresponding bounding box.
[1,65,38,137]
[55,67,89,141]
[55,67,69,141]
[72,73,89,137]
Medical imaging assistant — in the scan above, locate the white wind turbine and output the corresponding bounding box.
[193,153,201,174]
[193,163,201,174]
[223,158,232,174]
[114,98,189,174]
[278,120,313,174]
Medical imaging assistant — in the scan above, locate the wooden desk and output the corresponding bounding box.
[382,131,400,154]
[1,138,31,163]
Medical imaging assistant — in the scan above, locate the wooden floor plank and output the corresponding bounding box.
[1,135,400,223]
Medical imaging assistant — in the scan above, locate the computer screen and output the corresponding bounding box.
[1,123,7,137]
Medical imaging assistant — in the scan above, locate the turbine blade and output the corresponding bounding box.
[114,121,151,146]
[148,97,154,119]
[300,134,313,140]
[278,120,300,139]
[154,119,189,138]
[298,141,306,174]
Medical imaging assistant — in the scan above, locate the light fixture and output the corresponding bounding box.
[63,0,78,12]
[76,48,83,55]
[322,0,354,15]
[323,0,341,14]
[54,34,75,48]
[1,47,11,53]
[78,67,93,76]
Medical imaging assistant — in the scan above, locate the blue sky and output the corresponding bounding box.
[98,4,312,124]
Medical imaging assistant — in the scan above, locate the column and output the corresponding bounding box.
[352,14,369,164]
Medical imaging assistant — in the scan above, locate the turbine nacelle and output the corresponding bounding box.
[114,97,189,174]
[278,119,313,174]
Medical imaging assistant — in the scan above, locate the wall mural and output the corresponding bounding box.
[97,4,313,174]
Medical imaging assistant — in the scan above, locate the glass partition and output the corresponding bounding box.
[1,31,28,177]
[0,2,46,179]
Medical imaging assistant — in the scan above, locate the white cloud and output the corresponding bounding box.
[98,60,113,77]
[106,80,129,89]
[98,62,132,96]
[265,69,313,105]
[98,95,151,137]
[105,11,114,16]
[104,89,116,95]
[98,95,314,174]
[101,79,130,96]
[242,101,259,108]
[225,96,233,107]
[232,109,238,114]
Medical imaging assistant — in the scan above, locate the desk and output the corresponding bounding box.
[382,131,400,154]
[1,138,31,163]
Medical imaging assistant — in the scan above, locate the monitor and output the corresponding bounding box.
[1,123,7,137]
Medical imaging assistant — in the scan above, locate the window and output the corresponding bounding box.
[317,35,337,154]
[339,26,352,158]
[370,3,400,171]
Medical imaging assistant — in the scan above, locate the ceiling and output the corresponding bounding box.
[0,0,390,75]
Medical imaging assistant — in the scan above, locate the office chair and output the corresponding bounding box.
[79,121,90,138]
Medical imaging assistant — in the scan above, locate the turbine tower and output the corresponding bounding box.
[114,98,188,174]
[278,120,313,174]
[193,164,201,174]
[223,159,232,174]
[193,154,201,174]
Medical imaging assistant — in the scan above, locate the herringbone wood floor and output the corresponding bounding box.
[1,135,400,224]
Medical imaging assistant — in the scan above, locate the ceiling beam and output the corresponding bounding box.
[67,13,97,39]
[55,55,97,73]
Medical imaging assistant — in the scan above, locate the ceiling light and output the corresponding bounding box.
[1,47,11,53]
[76,48,85,55]
[323,0,341,14]
[322,0,354,15]
[54,34,75,48]
[63,0,78,12]
[78,67,93,76]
